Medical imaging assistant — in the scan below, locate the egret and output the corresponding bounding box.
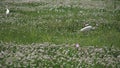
[6,8,10,16]
[80,25,95,32]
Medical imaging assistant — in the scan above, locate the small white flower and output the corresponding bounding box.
[75,43,79,48]
[117,55,120,58]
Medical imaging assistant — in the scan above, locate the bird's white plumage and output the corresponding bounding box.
[80,26,93,32]
[6,8,9,15]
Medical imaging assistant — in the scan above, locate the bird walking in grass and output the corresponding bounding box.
[80,25,95,32]
[80,23,96,32]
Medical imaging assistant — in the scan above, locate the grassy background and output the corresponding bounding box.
[0,0,120,47]
[0,0,120,68]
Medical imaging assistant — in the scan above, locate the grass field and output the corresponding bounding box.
[0,0,120,68]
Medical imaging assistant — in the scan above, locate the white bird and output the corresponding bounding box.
[80,25,95,32]
[6,8,10,16]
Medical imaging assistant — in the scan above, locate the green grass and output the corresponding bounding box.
[0,1,120,48]
[0,1,120,67]
[0,2,120,47]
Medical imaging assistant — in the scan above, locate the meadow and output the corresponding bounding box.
[0,0,120,68]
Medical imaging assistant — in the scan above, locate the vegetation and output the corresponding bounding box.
[0,0,120,68]
[0,43,119,68]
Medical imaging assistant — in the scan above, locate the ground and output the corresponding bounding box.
[0,0,120,68]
